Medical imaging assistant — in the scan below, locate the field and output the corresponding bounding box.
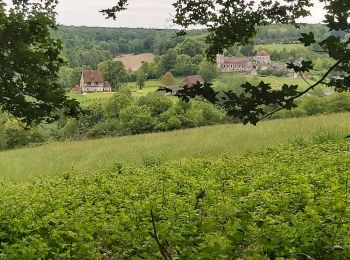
[68,78,186,105]
[0,113,349,182]
[1,140,349,258]
[114,53,156,71]
[256,43,306,52]
[213,74,317,90]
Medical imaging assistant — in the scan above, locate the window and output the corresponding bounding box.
[87,82,91,86]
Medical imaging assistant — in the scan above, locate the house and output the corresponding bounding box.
[216,50,271,72]
[253,50,271,69]
[216,55,252,72]
[79,70,112,93]
[183,75,205,87]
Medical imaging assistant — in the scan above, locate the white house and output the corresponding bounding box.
[78,70,112,93]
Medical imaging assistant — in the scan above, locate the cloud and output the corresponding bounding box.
[3,0,326,28]
[56,0,175,28]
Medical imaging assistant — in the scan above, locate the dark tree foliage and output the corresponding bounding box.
[103,0,350,124]
[0,0,80,125]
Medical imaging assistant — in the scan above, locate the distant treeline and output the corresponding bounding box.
[55,24,346,68]
[55,26,206,68]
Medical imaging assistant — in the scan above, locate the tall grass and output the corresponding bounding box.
[0,113,349,182]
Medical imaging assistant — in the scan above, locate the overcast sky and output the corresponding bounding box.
[4,0,326,28]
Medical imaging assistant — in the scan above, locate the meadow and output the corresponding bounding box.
[212,73,318,91]
[255,43,306,52]
[67,78,186,105]
[68,74,316,108]
[0,113,349,182]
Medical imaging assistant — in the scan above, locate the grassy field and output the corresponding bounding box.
[256,43,305,52]
[213,74,316,90]
[68,78,186,105]
[0,113,349,182]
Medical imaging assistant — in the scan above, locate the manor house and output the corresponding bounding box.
[216,50,271,72]
[76,70,112,93]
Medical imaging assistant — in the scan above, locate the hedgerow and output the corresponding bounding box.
[0,141,349,259]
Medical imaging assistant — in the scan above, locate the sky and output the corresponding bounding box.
[4,0,326,28]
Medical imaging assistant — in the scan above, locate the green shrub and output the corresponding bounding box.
[300,95,326,115]
[119,105,155,134]
[59,118,79,139]
[89,118,121,137]
[138,93,173,116]
[326,93,350,113]
[104,93,133,118]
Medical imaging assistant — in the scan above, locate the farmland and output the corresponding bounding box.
[0,113,349,182]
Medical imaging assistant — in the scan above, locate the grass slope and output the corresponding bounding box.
[256,43,305,52]
[0,113,349,182]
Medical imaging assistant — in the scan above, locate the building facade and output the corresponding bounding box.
[216,55,252,72]
[79,70,112,93]
[217,50,271,72]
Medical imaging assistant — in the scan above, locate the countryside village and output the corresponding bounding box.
[74,50,298,94]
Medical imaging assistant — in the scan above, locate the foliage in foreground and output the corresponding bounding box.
[0,141,349,259]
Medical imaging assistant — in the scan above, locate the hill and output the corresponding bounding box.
[114,53,156,71]
[0,113,349,182]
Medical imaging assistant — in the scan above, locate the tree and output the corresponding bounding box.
[174,54,198,76]
[104,0,350,124]
[198,61,219,83]
[58,66,82,89]
[240,44,256,57]
[161,72,176,86]
[136,72,147,89]
[97,60,129,89]
[177,38,205,57]
[104,93,133,118]
[0,0,80,125]
[156,49,178,76]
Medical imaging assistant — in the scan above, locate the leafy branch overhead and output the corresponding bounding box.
[104,0,350,124]
[0,0,81,125]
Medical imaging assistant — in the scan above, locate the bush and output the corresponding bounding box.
[119,105,155,134]
[300,95,326,116]
[59,118,79,139]
[326,93,350,113]
[104,93,133,118]
[89,119,121,137]
[138,93,173,116]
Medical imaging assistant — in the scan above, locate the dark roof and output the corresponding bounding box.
[82,70,104,83]
[157,86,180,94]
[183,75,204,87]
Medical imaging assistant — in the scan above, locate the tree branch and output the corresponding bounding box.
[259,59,342,121]
[150,210,173,260]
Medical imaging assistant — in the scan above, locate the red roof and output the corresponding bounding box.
[223,57,250,65]
[82,70,104,83]
[183,75,204,87]
[256,50,270,56]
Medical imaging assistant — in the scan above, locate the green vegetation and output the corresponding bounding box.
[0,113,349,182]
[255,43,305,52]
[0,140,349,258]
[212,74,315,90]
